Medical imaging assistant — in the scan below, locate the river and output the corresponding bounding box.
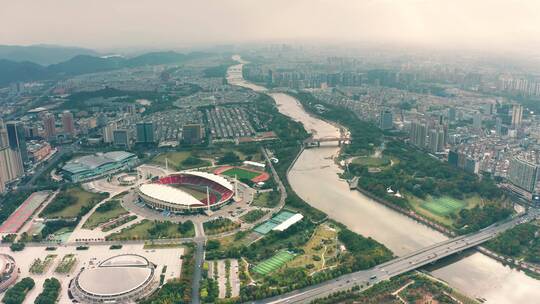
[226,57,540,303]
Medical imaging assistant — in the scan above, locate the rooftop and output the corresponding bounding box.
[138,184,204,207]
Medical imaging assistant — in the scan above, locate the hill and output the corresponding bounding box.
[0,51,210,86]
[0,44,98,65]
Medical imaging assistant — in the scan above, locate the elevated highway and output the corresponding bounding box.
[253,210,540,304]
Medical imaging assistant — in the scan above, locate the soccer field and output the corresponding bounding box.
[221,167,261,180]
[421,196,466,216]
[253,251,295,275]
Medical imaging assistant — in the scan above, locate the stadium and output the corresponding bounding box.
[70,254,157,303]
[61,151,138,183]
[137,171,235,213]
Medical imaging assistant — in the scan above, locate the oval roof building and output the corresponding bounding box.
[70,254,157,303]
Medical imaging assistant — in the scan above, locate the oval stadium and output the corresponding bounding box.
[137,171,234,213]
[70,254,157,303]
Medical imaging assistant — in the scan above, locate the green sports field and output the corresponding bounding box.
[420,196,466,216]
[221,167,261,180]
[253,251,295,275]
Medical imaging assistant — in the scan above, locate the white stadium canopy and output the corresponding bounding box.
[138,184,204,207]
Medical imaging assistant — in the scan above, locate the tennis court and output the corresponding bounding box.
[421,196,465,216]
[254,211,297,234]
[252,251,295,275]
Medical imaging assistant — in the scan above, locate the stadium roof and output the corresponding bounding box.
[100,254,149,267]
[78,267,152,296]
[138,184,205,206]
[62,151,136,174]
[181,171,233,190]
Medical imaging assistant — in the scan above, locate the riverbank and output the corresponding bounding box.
[232,55,540,303]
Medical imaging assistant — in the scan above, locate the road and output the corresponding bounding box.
[192,237,206,304]
[253,210,540,304]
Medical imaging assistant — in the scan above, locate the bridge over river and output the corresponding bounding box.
[254,209,540,304]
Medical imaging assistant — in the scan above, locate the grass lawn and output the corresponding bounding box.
[203,218,241,235]
[286,224,338,273]
[151,151,211,170]
[422,197,466,216]
[221,167,261,180]
[82,200,129,229]
[106,220,195,240]
[409,195,481,227]
[253,251,295,275]
[252,191,279,208]
[41,187,107,219]
[352,156,391,167]
[241,209,268,223]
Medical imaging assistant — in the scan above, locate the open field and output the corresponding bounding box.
[286,224,338,273]
[106,219,195,240]
[409,195,481,227]
[41,187,107,219]
[221,167,260,180]
[422,196,466,216]
[253,251,295,275]
[82,199,129,229]
[151,151,211,170]
[352,156,391,167]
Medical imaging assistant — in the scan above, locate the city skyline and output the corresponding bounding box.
[2,0,540,56]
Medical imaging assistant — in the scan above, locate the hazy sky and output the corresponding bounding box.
[2,0,539,53]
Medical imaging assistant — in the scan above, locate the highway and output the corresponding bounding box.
[253,209,540,304]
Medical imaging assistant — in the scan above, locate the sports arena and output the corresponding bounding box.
[137,171,234,213]
[70,254,157,303]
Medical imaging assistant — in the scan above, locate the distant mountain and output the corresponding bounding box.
[0,45,98,65]
[0,51,210,86]
[47,55,125,76]
[0,59,51,86]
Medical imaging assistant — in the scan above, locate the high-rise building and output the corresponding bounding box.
[6,121,28,164]
[472,113,482,130]
[447,107,456,121]
[464,158,479,174]
[113,129,130,148]
[0,174,5,194]
[495,117,502,135]
[0,120,8,148]
[136,122,155,144]
[508,157,538,192]
[62,110,76,136]
[511,104,523,128]
[379,110,393,130]
[103,122,117,144]
[0,146,24,183]
[42,112,56,139]
[182,124,203,144]
[409,121,427,148]
[428,128,445,153]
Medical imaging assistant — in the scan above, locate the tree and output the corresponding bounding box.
[218,152,240,165]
